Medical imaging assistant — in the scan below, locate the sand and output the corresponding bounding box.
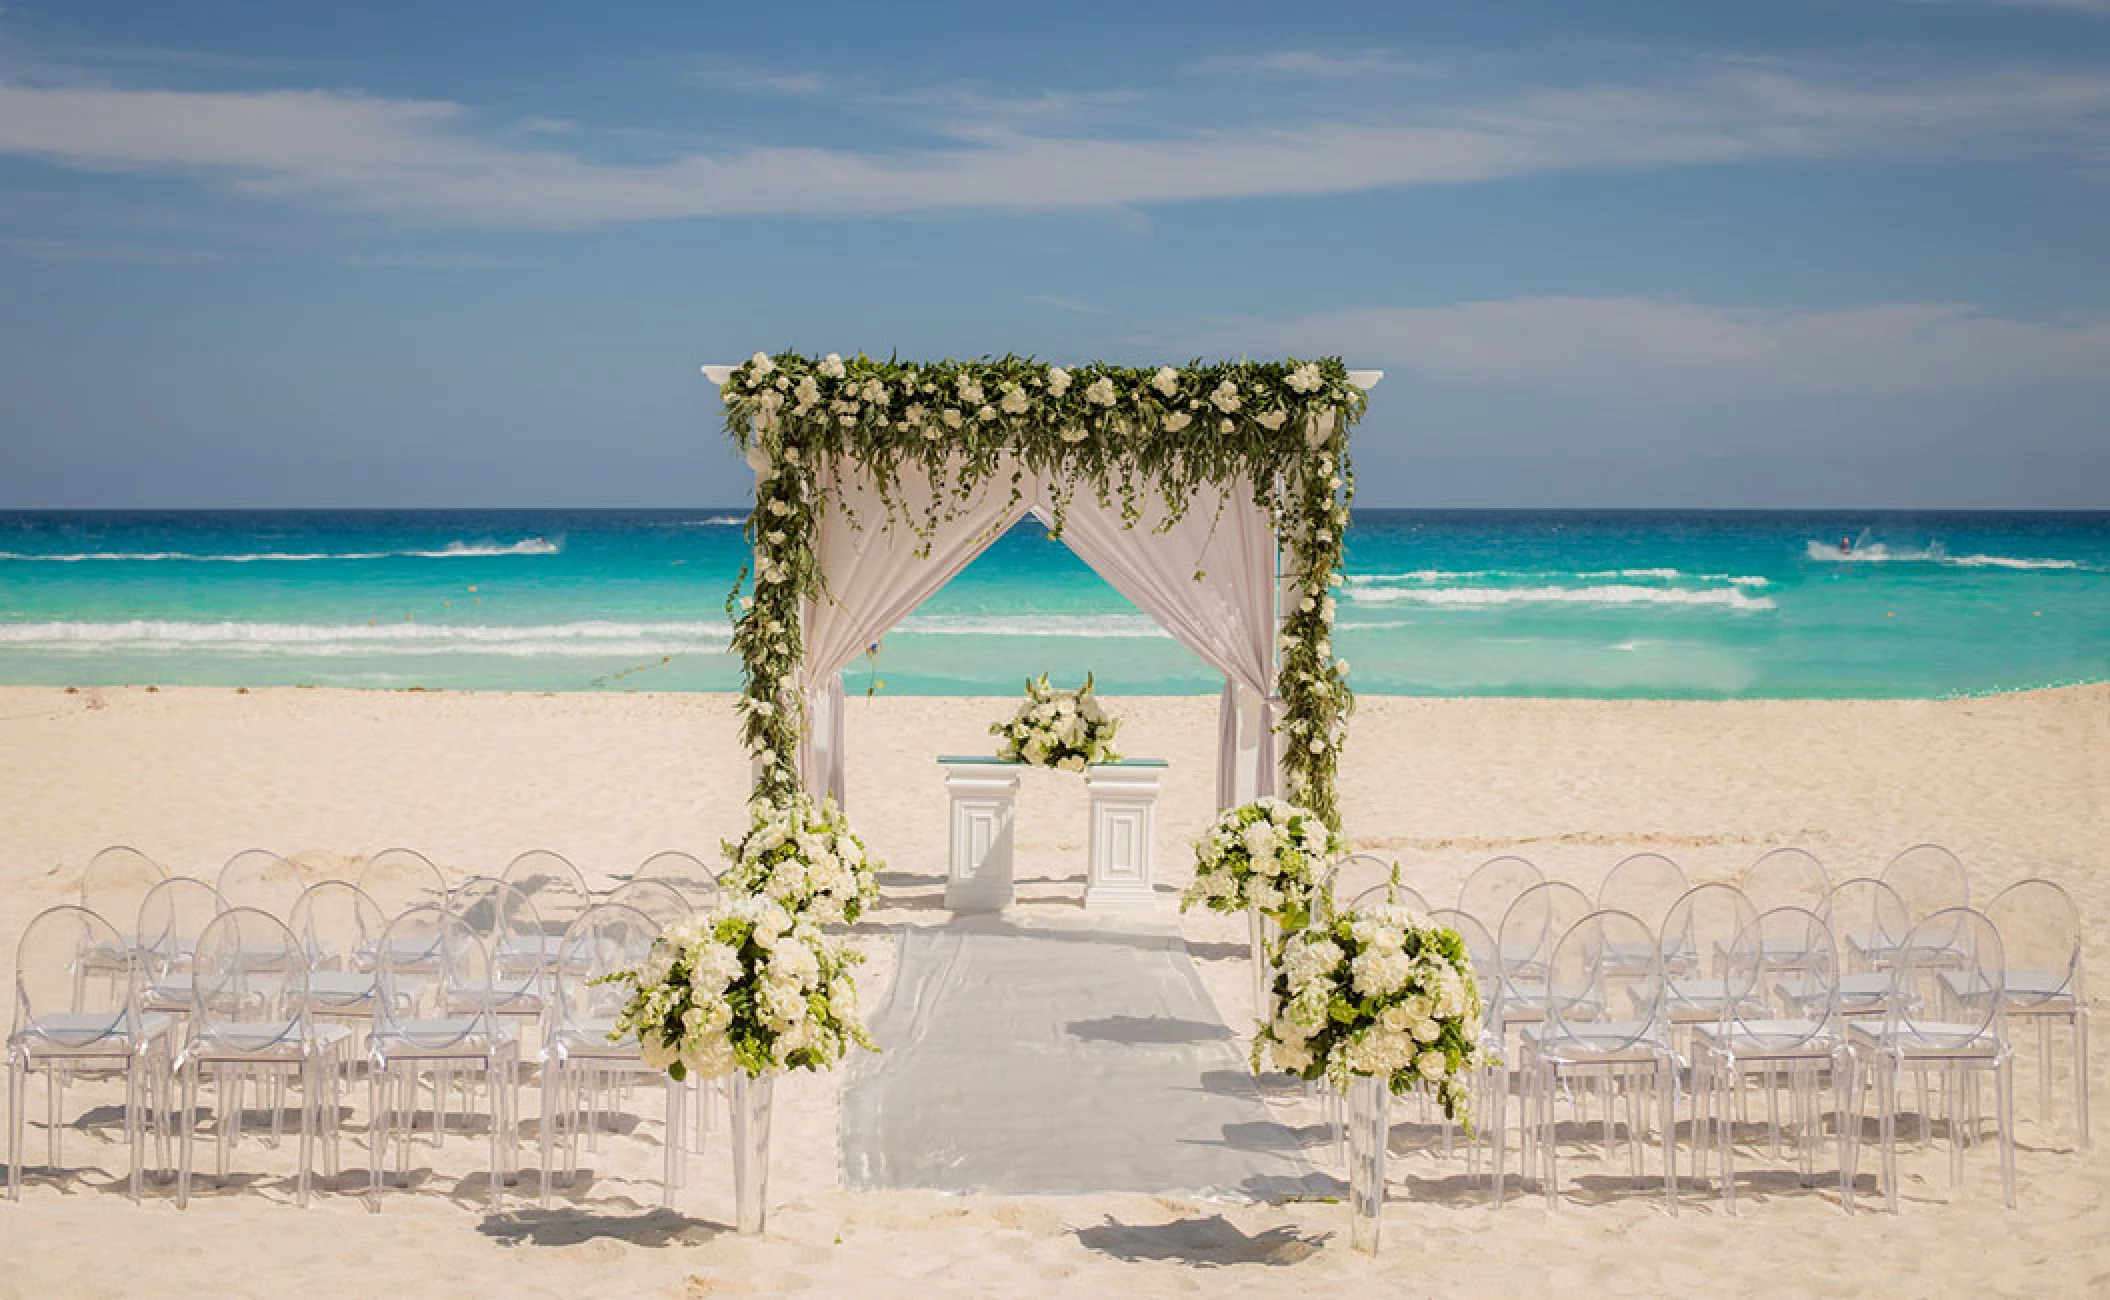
[0,682,2104,1298]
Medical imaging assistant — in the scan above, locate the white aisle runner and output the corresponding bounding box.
[840,915,1323,1198]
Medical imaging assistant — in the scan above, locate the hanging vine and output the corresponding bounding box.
[718,353,1367,827]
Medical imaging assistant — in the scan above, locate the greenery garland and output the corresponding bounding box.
[718,352,1365,826]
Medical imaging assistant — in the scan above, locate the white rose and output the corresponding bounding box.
[1046,366,1072,395]
[1417,1050,1447,1080]
[958,377,985,405]
[749,352,776,376]
[942,408,964,428]
[1210,379,1241,413]
[999,385,1029,414]
[819,353,846,379]
[1084,376,1117,407]
[1257,409,1287,431]
[1151,366,1180,397]
[1163,411,1192,433]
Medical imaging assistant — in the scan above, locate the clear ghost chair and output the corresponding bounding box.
[366,905,519,1211]
[1848,906,2014,1213]
[1495,880,1595,1010]
[1737,847,1831,916]
[1319,853,1404,920]
[539,903,682,1208]
[1656,883,1761,1033]
[1960,879,2087,1148]
[8,905,174,1202]
[605,879,692,934]
[289,882,392,1026]
[1458,855,1544,932]
[1520,908,1679,1213]
[136,877,227,1018]
[1348,881,1432,914]
[445,877,548,1031]
[1731,849,1831,972]
[80,846,169,952]
[1874,845,1973,965]
[357,847,450,919]
[502,851,593,936]
[1690,907,1855,1214]
[630,851,721,907]
[215,849,308,920]
[1596,854,1690,973]
[174,908,353,1208]
[1808,877,1913,1017]
[1426,907,1505,1199]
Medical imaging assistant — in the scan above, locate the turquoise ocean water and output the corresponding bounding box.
[0,510,2105,699]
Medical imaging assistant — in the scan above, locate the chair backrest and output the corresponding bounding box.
[356,847,449,917]
[289,881,388,973]
[1348,881,1432,914]
[135,876,225,983]
[1737,847,1830,915]
[80,846,169,934]
[550,904,660,1037]
[1820,876,1911,973]
[605,879,692,932]
[1427,907,1499,1033]
[1659,883,1758,1012]
[13,905,136,1048]
[1724,907,1839,1050]
[1985,878,2083,1007]
[1546,909,1664,1051]
[501,850,592,934]
[448,876,545,995]
[1880,843,1970,920]
[191,908,307,1051]
[372,905,493,1050]
[1597,853,1690,924]
[215,849,307,919]
[1459,855,1544,930]
[1496,880,1595,985]
[1885,907,2003,1049]
[630,851,721,906]
[1321,854,1401,918]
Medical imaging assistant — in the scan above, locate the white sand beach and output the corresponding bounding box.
[0,683,2104,1298]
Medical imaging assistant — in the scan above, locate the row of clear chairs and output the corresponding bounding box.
[1311,851,2085,1214]
[8,898,685,1211]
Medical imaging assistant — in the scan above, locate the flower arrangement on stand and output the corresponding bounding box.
[720,792,882,926]
[1181,798,1338,1024]
[990,672,1120,771]
[1253,901,1485,1254]
[601,893,872,1233]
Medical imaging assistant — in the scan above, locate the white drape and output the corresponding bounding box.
[784,457,1280,810]
[1031,480,1279,809]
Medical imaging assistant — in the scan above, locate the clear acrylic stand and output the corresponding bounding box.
[1347,1074,1390,1254]
[731,1070,774,1234]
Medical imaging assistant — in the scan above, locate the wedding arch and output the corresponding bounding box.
[702,354,1379,828]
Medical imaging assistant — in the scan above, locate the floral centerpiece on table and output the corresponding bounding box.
[1181,797,1337,929]
[1255,901,1485,1124]
[604,894,872,1081]
[990,672,1120,771]
[721,792,882,926]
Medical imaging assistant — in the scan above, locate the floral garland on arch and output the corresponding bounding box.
[718,352,1365,827]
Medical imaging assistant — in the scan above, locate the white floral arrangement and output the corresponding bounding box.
[603,893,871,1081]
[721,792,881,926]
[1181,797,1337,928]
[1256,902,1485,1124]
[989,672,1120,771]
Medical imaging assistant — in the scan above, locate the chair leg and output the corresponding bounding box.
[1997,1056,2017,1210]
[177,1064,197,1209]
[369,1068,386,1200]
[2077,1010,2091,1150]
[540,1059,558,1208]
[8,1060,25,1200]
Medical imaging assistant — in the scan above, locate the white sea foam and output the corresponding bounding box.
[1806,540,2085,570]
[683,516,749,528]
[1346,583,1777,612]
[0,538,560,563]
[896,613,1171,639]
[0,619,728,656]
[1349,567,1769,588]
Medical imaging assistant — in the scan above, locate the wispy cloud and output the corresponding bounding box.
[334,250,518,269]
[11,236,224,264]
[1201,297,2110,398]
[682,58,833,96]
[1185,49,1448,81]
[0,57,2104,227]
[1028,293,1114,316]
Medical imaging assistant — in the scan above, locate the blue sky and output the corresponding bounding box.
[1,0,2106,508]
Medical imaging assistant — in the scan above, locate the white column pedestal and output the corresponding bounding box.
[939,758,1020,912]
[1085,761,1166,910]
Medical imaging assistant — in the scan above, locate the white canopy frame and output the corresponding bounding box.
[705,361,1379,821]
